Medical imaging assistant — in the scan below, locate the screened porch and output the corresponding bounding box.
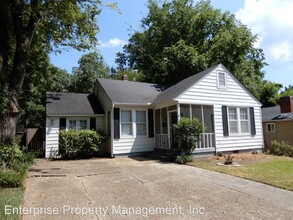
[154,104,215,152]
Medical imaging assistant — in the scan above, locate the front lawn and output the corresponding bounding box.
[188,154,293,191]
[0,187,24,220]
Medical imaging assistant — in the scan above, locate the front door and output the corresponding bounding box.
[170,112,178,148]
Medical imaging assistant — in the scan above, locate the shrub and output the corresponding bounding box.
[173,117,204,155]
[224,154,234,165]
[59,129,105,159]
[269,140,293,157]
[175,155,193,164]
[0,141,35,187]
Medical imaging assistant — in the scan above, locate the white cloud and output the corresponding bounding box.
[271,42,293,62]
[99,38,127,48]
[235,0,293,62]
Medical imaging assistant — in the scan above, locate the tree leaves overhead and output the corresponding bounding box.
[117,0,267,91]
[70,52,110,93]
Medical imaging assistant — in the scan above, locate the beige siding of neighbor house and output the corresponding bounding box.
[113,105,155,155]
[177,66,263,152]
[263,121,293,147]
[45,117,60,158]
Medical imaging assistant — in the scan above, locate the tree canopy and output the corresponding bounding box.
[0,0,113,143]
[70,52,110,93]
[116,0,267,97]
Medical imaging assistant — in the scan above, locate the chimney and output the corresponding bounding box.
[122,75,129,81]
[280,96,293,113]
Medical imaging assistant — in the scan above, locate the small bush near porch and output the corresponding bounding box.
[59,129,105,159]
[188,154,293,191]
[173,117,204,155]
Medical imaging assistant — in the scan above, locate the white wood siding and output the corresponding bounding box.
[177,66,263,152]
[45,117,59,158]
[113,137,155,155]
[113,105,155,155]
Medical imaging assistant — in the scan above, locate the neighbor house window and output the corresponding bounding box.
[217,72,227,88]
[266,123,276,133]
[121,110,132,135]
[228,107,250,134]
[136,110,147,136]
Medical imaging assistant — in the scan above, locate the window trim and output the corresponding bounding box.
[227,107,251,135]
[266,123,276,133]
[120,109,148,138]
[217,71,227,89]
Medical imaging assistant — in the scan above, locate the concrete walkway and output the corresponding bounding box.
[20,158,293,220]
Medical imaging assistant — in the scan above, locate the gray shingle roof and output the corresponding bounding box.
[46,92,104,116]
[154,64,220,104]
[262,105,293,121]
[97,78,164,105]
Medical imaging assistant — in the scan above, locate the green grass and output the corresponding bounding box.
[189,155,293,191]
[0,187,24,220]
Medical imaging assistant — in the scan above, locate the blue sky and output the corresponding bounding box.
[50,0,293,88]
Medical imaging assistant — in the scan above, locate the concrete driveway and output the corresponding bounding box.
[21,158,293,219]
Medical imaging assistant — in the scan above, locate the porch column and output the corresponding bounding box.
[177,104,181,121]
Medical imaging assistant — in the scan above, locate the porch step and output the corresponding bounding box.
[147,148,181,162]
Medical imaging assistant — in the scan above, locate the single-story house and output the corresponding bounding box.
[261,96,293,147]
[45,64,264,158]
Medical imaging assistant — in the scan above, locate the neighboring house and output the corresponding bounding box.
[262,96,293,147]
[45,64,264,158]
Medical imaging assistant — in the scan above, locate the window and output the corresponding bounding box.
[68,119,87,130]
[217,72,227,88]
[240,108,249,133]
[120,110,148,137]
[136,110,146,136]
[69,120,77,129]
[228,108,238,133]
[121,110,132,135]
[266,123,276,133]
[228,107,250,134]
[80,120,87,129]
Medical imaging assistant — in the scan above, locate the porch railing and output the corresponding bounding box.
[155,133,215,150]
[155,134,169,149]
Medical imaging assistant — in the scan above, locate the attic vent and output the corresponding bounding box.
[217,71,227,88]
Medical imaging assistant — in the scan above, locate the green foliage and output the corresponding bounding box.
[0,188,24,220]
[70,52,110,93]
[0,142,35,187]
[257,80,282,107]
[175,155,193,164]
[268,141,293,157]
[59,129,105,159]
[280,85,293,98]
[173,117,204,154]
[118,0,267,97]
[110,69,144,82]
[224,154,234,165]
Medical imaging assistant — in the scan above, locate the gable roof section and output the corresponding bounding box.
[46,92,104,116]
[154,64,218,104]
[154,63,261,105]
[262,105,293,122]
[97,78,163,105]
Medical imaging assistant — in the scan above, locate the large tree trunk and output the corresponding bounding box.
[0,0,40,144]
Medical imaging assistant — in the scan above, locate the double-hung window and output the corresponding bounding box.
[121,110,132,136]
[228,107,250,134]
[136,110,147,136]
[120,110,147,137]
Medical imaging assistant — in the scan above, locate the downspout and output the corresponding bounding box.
[111,104,114,158]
